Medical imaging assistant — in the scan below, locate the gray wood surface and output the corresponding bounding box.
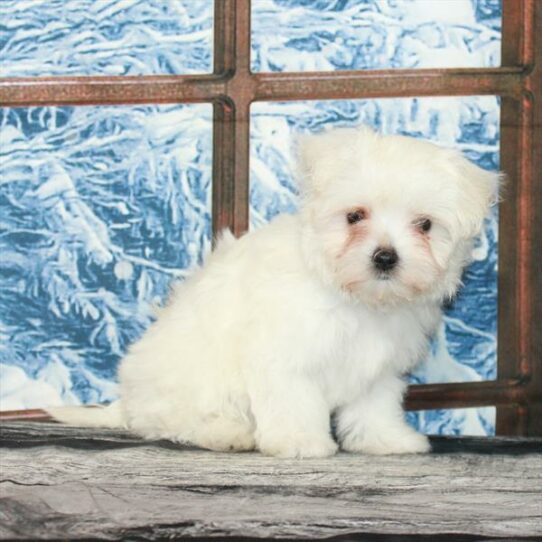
[1,422,541,541]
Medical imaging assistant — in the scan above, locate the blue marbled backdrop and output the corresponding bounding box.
[0,1,213,76]
[0,0,501,435]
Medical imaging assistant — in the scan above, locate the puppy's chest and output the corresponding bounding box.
[311,308,428,406]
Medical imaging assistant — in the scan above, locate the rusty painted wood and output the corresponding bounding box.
[497,0,542,436]
[0,75,225,107]
[522,0,542,435]
[211,0,238,237]
[0,378,527,423]
[0,68,526,107]
[0,410,53,422]
[212,98,251,237]
[252,67,525,101]
[404,379,525,411]
[211,0,251,237]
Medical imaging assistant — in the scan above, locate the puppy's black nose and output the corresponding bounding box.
[372,247,399,272]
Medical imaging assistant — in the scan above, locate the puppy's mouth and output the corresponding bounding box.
[374,265,400,282]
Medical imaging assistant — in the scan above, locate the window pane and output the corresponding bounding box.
[251,0,501,72]
[407,407,496,436]
[0,0,213,76]
[250,96,499,435]
[0,104,212,409]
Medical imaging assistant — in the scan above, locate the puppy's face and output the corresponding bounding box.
[299,128,498,306]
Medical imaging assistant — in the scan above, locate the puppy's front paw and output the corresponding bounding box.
[342,429,430,455]
[259,432,338,459]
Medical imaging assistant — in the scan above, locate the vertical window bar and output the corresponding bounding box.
[497,0,537,435]
[212,0,251,238]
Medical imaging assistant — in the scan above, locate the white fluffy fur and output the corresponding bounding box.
[49,127,498,458]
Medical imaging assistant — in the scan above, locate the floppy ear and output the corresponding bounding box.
[295,127,375,195]
[295,131,336,195]
[446,150,501,239]
[296,132,324,191]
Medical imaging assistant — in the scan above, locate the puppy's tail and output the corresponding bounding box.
[47,401,126,429]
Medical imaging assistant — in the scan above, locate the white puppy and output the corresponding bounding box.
[50,127,498,458]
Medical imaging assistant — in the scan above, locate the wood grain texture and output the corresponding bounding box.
[0,423,541,541]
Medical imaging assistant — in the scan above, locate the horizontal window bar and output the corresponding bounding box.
[0,67,525,107]
[0,75,225,107]
[252,67,525,101]
[405,378,526,411]
[0,379,527,422]
[0,409,55,422]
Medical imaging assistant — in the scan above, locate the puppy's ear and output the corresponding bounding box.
[296,131,333,195]
[296,127,375,195]
[447,151,501,239]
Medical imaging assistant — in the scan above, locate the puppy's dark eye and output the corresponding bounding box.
[346,209,366,225]
[417,218,432,233]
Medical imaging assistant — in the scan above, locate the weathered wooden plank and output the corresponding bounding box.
[0,423,541,541]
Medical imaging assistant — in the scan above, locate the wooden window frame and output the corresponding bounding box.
[1,0,540,436]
